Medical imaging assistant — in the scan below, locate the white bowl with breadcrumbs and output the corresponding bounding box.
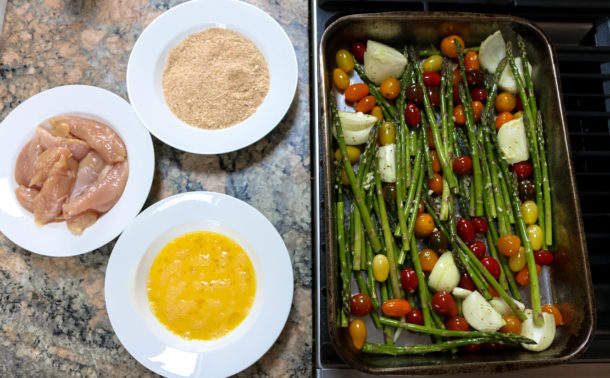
[126,0,298,154]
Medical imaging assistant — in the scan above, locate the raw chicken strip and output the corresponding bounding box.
[14,137,44,186]
[15,186,40,213]
[66,210,99,235]
[55,116,127,164]
[36,126,90,161]
[70,151,105,200]
[33,157,78,225]
[62,161,129,218]
[29,147,72,188]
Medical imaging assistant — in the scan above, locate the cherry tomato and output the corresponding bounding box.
[471,217,488,234]
[406,309,424,325]
[351,41,366,63]
[500,315,522,334]
[382,298,411,317]
[431,290,458,317]
[380,77,400,100]
[401,267,419,293]
[509,247,527,272]
[498,233,521,257]
[440,35,464,58]
[471,100,483,123]
[527,224,544,250]
[463,343,483,352]
[350,293,373,316]
[513,161,533,180]
[422,54,443,72]
[414,213,435,238]
[379,121,396,146]
[515,95,523,111]
[334,145,361,164]
[344,83,369,102]
[355,95,376,113]
[488,285,499,297]
[481,256,501,279]
[453,155,473,175]
[423,71,442,87]
[464,51,479,71]
[382,183,397,203]
[428,173,443,195]
[453,104,466,125]
[417,200,425,215]
[468,241,487,260]
[466,70,485,88]
[534,250,554,266]
[495,111,514,130]
[405,102,421,126]
[457,218,476,243]
[453,85,461,104]
[513,110,524,119]
[349,319,367,350]
[405,83,423,104]
[471,88,487,102]
[542,304,563,326]
[427,86,440,108]
[518,179,536,201]
[430,150,442,173]
[516,264,541,286]
[419,248,439,271]
[373,254,390,282]
[446,316,469,331]
[333,68,350,90]
[459,273,476,291]
[428,229,449,253]
[452,68,462,86]
[371,106,383,122]
[336,49,355,73]
[485,342,506,351]
[521,200,539,225]
[495,92,517,113]
[426,128,435,149]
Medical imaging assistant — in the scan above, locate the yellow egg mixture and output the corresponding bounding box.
[147,231,256,340]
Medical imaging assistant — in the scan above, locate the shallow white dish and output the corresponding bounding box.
[126,0,298,154]
[0,85,154,256]
[105,191,293,378]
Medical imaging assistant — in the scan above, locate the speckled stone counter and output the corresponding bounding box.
[0,0,311,376]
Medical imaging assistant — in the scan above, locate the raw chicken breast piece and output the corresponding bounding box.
[66,210,99,235]
[55,116,127,164]
[29,147,72,188]
[62,161,129,218]
[14,137,44,186]
[15,186,40,213]
[33,157,78,225]
[71,151,106,200]
[36,126,91,161]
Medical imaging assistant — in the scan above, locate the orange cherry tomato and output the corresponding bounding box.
[452,68,462,86]
[344,83,369,102]
[495,92,517,113]
[430,150,442,173]
[500,315,522,334]
[516,264,541,286]
[355,95,376,113]
[419,248,439,271]
[414,213,435,238]
[495,111,514,130]
[471,100,483,123]
[440,35,465,58]
[464,51,480,71]
[417,200,425,215]
[349,319,367,350]
[380,77,400,100]
[498,233,521,257]
[371,106,383,122]
[428,172,443,195]
[453,104,465,125]
[542,304,563,326]
[382,298,411,317]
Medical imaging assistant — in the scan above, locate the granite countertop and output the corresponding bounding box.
[0,0,311,376]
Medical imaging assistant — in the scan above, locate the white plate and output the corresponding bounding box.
[126,0,298,154]
[104,191,293,378]
[0,85,155,256]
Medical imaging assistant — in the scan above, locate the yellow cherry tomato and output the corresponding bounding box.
[336,49,355,73]
[509,247,527,272]
[333,68,350,90]
[335,146,361,164]
[422,54,443,72]
[380,77,401,100]
[372,254,389,282]
[378,121,396,146]
[371,106,383,122]
[527,224,544,251]
[349,319,367,350]
[340,167,350,186]
[521,200,539,225]
[513,111,523,119]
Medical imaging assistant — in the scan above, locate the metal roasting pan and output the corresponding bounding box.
[320,12,595,375]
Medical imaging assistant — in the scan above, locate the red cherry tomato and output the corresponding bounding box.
[457,218,476,243]
[423,71,442,87]
[428,173,443,195]
[351,41,366,63]
[431,290,458,317]
[513,161,534,180]
[344,83,369,102]
[405,102,421,126]
[405,83,423,104]
[459,273,476,291]
[468,241,487,260]
[350,293,373,316]
[485,342,506,351]
[535,250,554,266]
[401,267,419,293]
[427,86,440,108]
[463,343,483,352]
[515,95,523,111]
[446,316,470,331]
[453,155,473,175]
[471,217,488,234]
[406,308,424,325]
[481,256,501,279]
[382,298,411,317]
[452,85,461,105]
[470,88,487,102]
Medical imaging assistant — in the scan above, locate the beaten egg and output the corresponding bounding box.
[147,231,256,340]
